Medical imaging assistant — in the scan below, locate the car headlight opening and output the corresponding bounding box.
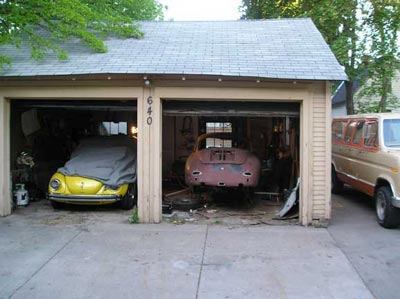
[105,185,120,191]
[50,179,61,190]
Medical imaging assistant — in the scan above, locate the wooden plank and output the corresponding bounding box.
[137,91,151,223]
[149,95,162,223]
[300,93,312,226]
[155,86,309,101]
[0,97,11,216]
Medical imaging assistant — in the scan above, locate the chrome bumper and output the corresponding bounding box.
[47,194,122,203]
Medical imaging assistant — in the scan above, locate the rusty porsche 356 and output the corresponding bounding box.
[185,133,261,193]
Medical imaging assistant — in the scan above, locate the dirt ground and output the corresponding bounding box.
[163,188,299,226]
[11,190,299,227]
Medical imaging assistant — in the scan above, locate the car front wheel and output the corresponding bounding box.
[120,184,137,210]
[375,186,400,229]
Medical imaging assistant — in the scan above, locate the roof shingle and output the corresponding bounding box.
[0,19,348,81]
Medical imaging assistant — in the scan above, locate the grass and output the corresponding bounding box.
[129,205,139,224]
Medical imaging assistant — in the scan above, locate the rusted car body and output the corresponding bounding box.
[185,133,261,189]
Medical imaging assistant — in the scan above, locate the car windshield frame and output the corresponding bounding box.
[196,134,248,151]
[383,119,400,147]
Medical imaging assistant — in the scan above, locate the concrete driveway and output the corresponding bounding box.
[0,200,374,299]
[329,188,400,299]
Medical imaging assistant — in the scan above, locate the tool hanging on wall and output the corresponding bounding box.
[272,119,285,149]
[180,116,195,150]
[289,124,300,187]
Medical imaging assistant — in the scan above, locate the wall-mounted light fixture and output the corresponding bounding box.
[130,125,138,139]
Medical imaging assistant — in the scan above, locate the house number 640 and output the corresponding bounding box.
[147,96,153,125]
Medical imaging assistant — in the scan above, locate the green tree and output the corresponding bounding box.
[358,0,400,112]
[0,0,164,69]
[241,0,399,114]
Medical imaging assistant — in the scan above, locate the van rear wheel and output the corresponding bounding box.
[331,168,344,194]
[375,186,400,229]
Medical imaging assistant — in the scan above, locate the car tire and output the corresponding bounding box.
[50,200,64,209]
[172,198,203,211]
[331,168,344,194]
[375,186,400,229]
[120,184,137,210]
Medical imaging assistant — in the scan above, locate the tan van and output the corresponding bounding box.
[332,113,400,228]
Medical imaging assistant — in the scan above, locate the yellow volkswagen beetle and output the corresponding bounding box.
[47,136,137,210]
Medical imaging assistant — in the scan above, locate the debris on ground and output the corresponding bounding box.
[162,188,299,226]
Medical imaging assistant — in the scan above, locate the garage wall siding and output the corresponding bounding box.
[310,82,331,222]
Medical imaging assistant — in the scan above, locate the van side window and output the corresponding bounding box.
[383,119,400,147]
[345,121,357,144]
[332,120,347,143]
[353,121,365,145]
[364,121,378,147]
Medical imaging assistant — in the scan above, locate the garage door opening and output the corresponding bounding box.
[161,100,300,224]
[9,99,137,213]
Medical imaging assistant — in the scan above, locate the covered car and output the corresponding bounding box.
[47,136,137,209]
[185,133,261,190]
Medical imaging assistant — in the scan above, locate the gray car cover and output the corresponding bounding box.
[58,136,137,187]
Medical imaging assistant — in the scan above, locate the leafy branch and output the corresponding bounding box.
[0,0,164,70]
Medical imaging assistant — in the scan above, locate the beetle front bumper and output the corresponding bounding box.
[47,194,122,204]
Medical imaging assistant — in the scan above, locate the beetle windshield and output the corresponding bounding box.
[383,119,400,147]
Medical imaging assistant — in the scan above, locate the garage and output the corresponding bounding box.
[0,19,347,225]
[9,99,138,211]
[161,100,300,224]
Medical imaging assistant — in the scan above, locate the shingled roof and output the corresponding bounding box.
[0,19,347,81]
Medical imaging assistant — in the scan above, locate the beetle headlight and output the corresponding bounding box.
[50,179,61,190]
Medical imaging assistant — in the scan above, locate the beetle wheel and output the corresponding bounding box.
[120,184,137,210]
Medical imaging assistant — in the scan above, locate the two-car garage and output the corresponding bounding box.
[0,19,347,225]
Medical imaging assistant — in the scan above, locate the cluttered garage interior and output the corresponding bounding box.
[9,96,301,225]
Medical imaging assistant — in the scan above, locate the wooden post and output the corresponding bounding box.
[0,96,11,216]
[137,86,162,223]
[300,96,312,226]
